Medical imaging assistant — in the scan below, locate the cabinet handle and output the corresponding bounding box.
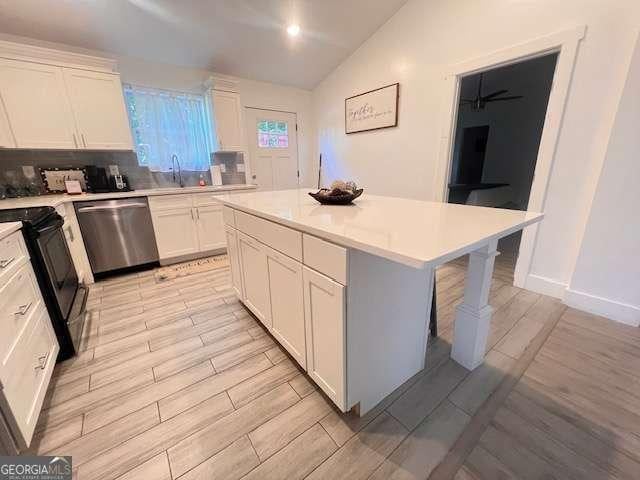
[81,133,87,148]
[65,225,74,242]
[196,209,200,220]
[14,301,33,316]
[72,133,78,148]
[0,257,15,268]
[190,209,195,221]
[34,352,49,370]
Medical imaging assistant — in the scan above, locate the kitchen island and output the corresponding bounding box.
[219,189,543,415]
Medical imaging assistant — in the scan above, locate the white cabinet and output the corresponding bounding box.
[303,266,346,410]
[0,230,58,451]
[195,204,226,251]
[0,59,77,149]
[266,247,306,368]
[151,208,200,259]
[149,194,226,263]
[63,68,133,150]
[225,226,243,298]
[210,90,245,151]
[1,307,58,449]
[237,231,271,327]
[0,56,132,151]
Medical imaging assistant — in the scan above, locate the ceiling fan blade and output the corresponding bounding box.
[485,95,524,102]
[481,89,509,100]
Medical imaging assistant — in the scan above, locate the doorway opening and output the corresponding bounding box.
[245,107,299,191]
[447,53,558,283]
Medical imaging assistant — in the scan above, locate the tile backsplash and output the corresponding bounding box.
[0,149,219,198]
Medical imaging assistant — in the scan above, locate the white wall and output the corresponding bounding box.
[113,57,315,186]
[565,35,640,326]
[312,0,640,311]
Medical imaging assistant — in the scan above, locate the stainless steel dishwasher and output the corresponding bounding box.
[75,197,159,274]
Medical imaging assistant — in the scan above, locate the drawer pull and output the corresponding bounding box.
[0,257,15,268]
[35,352,50,370]
[14,302,33,316]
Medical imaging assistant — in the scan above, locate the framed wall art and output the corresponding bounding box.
[345,83,399,134]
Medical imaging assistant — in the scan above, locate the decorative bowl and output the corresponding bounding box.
[308,188,364,205]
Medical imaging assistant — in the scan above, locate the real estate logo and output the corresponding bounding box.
[0,456,72,480]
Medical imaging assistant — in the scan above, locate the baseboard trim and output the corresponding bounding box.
[564,288,640,327]
[524,274,567,299]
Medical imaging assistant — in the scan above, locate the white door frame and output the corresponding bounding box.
[433,25,586,288]
[245,106,300,188]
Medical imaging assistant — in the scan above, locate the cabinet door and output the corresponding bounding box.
[266,246,306,368]
[1,306,58,449]
[0,59,76,149]
[212,90,244,151]
[196,205,226,252]
[63,68,133,150]
[303,266,346,410]
[237,232,271,327]
[225,226,243,298]
[151,208,199,260]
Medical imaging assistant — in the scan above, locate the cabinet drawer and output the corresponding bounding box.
[222,206,236,227]
[303,234,347,285]
[235,210,302,261]
[1,305,58,448]
[148,194,193,211]
[0,231,28,287]
[193,193,222,207]
[0,263,42,369]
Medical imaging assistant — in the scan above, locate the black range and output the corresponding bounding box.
[0,206,87,361]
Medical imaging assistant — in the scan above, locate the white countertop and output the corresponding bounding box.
[0,184,257,210]
[219,189,544,268]
[0,222,21,240]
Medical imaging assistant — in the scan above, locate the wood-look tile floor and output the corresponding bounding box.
[30,257,637,480]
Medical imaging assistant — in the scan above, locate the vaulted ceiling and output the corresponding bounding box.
[0,0,409,89]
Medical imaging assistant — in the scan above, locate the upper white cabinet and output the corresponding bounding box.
[0,59,77,149]
[0,40,132,150]
[209,89,245,152]
[63,68,133,150]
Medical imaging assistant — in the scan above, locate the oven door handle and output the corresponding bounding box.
[77,204,148,212]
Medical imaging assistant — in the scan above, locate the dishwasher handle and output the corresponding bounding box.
[77,203,148,213]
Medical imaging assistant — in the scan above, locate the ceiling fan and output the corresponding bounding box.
[460,73,523,111]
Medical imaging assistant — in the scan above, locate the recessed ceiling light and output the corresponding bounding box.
[287,24,300,37]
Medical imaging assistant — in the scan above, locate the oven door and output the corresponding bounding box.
[35,215,78,320]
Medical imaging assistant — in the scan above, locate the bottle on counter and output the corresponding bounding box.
[198,174,206,187]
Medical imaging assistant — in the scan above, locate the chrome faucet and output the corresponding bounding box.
[171,154,184,188]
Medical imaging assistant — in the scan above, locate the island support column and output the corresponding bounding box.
[451,239,499,370]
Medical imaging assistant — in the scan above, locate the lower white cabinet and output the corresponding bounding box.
[152,208,200,259]
[195,204,226,251]
[237,231,271,327]
[303,266,346,410]
[225,226,243,298]
[149,195,226,262]
[0,230,59,451]
[266,246,306,368]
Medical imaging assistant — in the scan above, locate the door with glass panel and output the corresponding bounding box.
[245,108,299,191]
